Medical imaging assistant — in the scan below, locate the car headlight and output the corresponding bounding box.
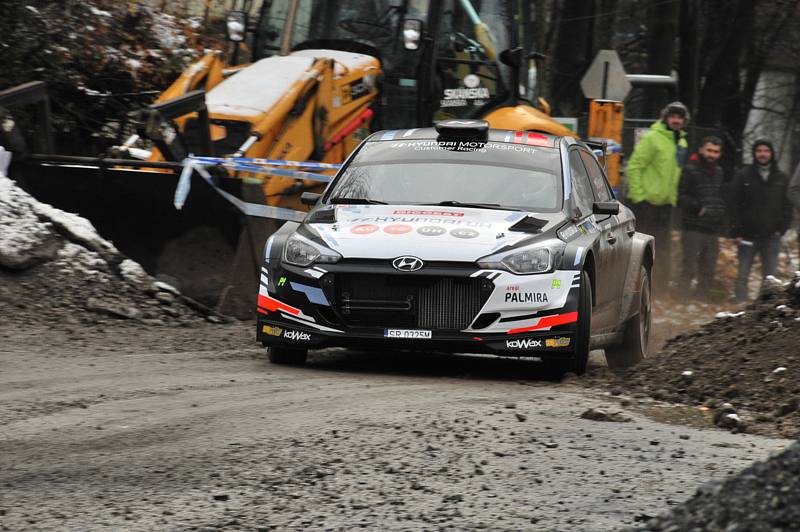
[477,241,563,274]
[283,234,341,267]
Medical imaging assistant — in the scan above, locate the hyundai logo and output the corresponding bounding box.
[392,256,424,272]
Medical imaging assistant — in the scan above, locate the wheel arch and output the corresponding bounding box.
[582,250,597,308]
[620,233,655,321]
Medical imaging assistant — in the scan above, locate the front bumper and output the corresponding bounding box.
[255,259,581,358]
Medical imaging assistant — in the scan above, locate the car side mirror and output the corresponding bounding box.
[301,192,321,206]
[226,11,247,42]
[593,201,619,215]
[403,19,423,50]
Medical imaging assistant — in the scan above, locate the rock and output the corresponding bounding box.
[153,281,180,295]
[514,412,527,422]
[580,408,632,422]
[86,297,140,319]
[118,259,149,288]
[155,292,175,305]
[212,493,229,501]
[774,398,799,417]
[0,177,63,269]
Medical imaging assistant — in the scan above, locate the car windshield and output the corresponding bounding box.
[327,140,562,212]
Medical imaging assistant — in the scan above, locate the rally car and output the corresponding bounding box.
[255,120,653,374]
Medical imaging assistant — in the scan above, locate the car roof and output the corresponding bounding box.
[365,126,566,149]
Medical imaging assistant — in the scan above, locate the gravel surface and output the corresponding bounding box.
[583,278,800,439]
[0,322,791,531]
[634,441,800,532]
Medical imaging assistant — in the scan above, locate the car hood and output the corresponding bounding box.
[307,204,565,262]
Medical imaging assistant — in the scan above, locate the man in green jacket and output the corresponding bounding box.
[625,101,690,293]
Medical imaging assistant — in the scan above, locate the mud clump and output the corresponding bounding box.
[0,174,223,327]
[584,278,800,439]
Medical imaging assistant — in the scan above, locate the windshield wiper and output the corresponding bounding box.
[329,197,388,205]
[424,200,522,211]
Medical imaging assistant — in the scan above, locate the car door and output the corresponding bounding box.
[580,149,631,321]
[568,149,615,331]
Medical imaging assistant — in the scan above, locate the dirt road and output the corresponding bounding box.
[0,322,790,531]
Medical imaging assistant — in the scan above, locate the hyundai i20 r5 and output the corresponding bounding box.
[256,120,654,374]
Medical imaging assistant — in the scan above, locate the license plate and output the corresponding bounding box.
[384,329,432,339]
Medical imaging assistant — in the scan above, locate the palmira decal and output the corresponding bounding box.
[505,292,549,303]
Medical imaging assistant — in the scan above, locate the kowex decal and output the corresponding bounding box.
[283,330,311,341]
[506,338,543,349]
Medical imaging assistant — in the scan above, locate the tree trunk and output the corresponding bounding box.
[645,0,680,115]
[695,0,755,165]
[678,0,699,131]
[550,0,595,116]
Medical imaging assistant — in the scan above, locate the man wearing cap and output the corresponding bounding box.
[729,139,792,301]
[625,101,690,292]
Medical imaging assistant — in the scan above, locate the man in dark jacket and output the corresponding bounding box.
[678,136,726,299]
[729,139,792,301]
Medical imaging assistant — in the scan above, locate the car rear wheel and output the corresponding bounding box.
[606,264,651,369]
[268,346,308,365]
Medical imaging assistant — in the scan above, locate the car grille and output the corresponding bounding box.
[332,274,492,330]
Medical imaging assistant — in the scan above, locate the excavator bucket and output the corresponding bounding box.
[1,82,257,314]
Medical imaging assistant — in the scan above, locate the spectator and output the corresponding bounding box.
[677,136,726,299]
[729,140,792,301]
[626,101,690,292]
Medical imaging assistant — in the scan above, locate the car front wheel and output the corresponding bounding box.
[606,264,651,368]
[570,269,592,375]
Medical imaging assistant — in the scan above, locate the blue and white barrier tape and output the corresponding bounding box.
[175,156,331,222]
[189,155,342,170]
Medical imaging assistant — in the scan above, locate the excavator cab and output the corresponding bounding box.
[246,0,569,134]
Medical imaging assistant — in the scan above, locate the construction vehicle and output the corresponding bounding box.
[1,0,576,316]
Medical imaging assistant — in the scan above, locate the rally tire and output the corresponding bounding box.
[268,346,308,365]
[606,265,651,369]
[570,269,592,375]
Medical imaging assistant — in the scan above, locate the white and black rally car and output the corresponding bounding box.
[256,120,653,374]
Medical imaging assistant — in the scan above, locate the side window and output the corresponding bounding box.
[580,150,613,202]
[569,150,595,216]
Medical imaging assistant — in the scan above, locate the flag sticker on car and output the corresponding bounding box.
[384,329,432,339]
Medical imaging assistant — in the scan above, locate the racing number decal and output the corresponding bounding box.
[384,224,413,235]
[351,224,379,235]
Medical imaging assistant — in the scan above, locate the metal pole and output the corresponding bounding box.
[279,0,300,56]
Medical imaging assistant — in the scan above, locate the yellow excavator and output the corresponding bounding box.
[3,0,576,316]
